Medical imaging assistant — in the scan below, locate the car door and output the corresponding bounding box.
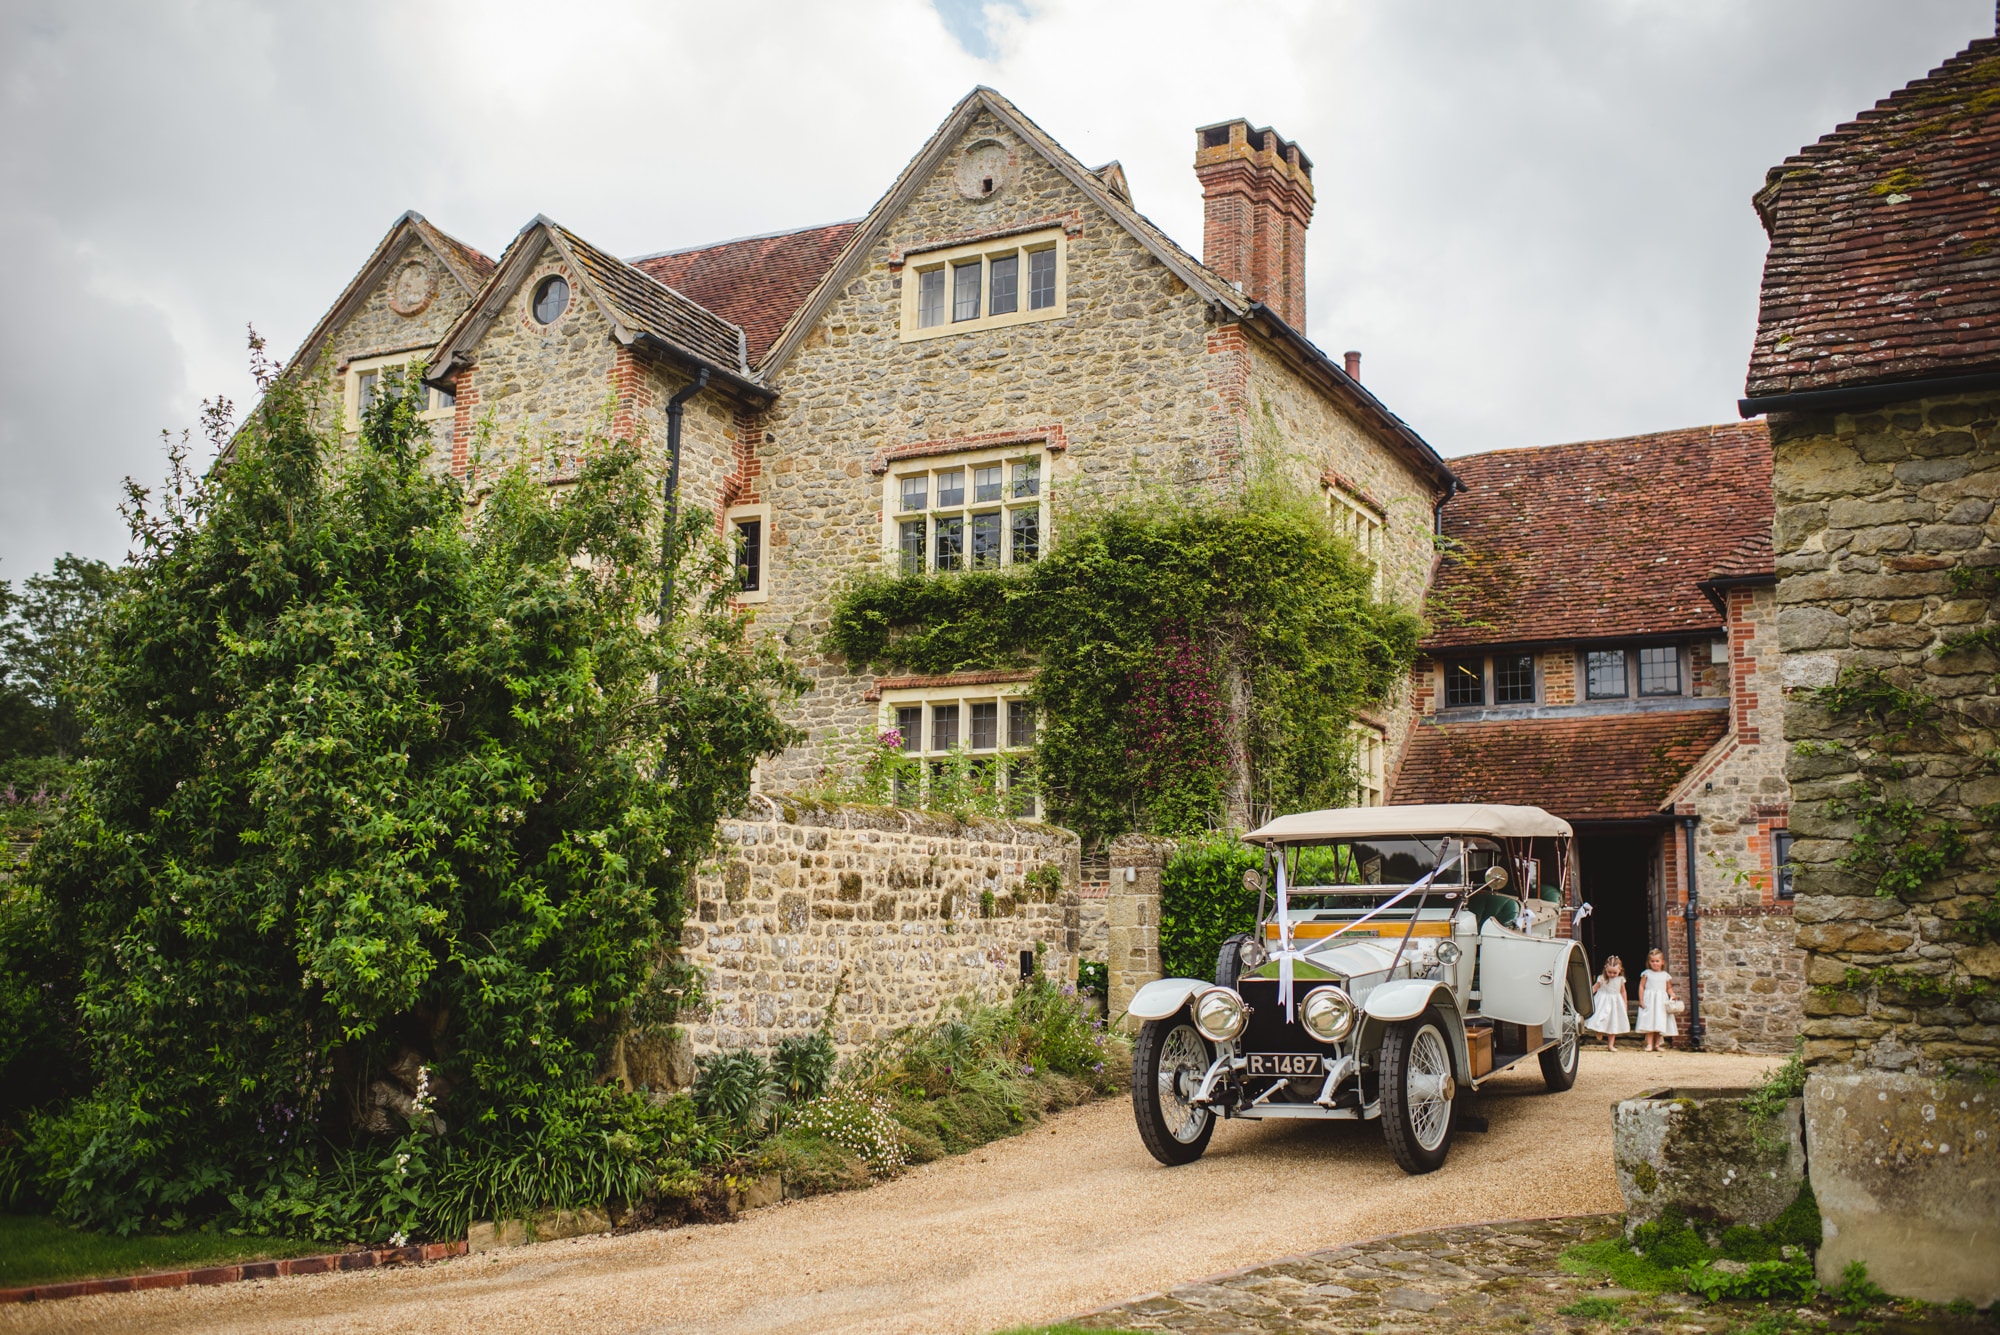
[1474,916,1567,1027]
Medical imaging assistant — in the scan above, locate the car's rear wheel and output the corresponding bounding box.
[1539,977,1584,1092]
[1132,1016,1216,1166]
[1379,1010,1457,1174]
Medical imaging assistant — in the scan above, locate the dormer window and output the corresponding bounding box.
[903,228,1067,339]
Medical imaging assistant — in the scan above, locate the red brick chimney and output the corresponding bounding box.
[1194,119,1315,330]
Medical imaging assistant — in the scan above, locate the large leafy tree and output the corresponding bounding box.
[0,554,118,781]
[10,362,801,1234]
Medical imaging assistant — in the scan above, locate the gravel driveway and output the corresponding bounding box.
[1,1048,1779,1335]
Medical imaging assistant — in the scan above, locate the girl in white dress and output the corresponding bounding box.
[1586,956,1631,1050]
[1636,949,1679,1051]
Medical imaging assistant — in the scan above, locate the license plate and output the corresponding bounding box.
[1247,1053,1321,1077]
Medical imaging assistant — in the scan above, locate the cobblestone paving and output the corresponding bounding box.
[1073,1215,1668,1334]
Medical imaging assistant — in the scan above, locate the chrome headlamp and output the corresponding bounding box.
[1191,986,1247,1042]
[1237,936,1269,971]
[1435,940,1463,966]
[1300,985,1356,1044]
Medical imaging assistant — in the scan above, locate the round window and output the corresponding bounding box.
[532,275,570,325]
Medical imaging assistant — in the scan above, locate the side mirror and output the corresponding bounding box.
[1482,864,1510,893]
[1243,869,1266,893]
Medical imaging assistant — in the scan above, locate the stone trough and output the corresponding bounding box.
[1612,1086,1806,1232]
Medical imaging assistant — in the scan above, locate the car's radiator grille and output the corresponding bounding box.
[1237,977,1327,1056]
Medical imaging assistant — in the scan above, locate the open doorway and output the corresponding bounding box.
[1577,829,1661,984]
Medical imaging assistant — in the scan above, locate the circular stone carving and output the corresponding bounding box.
[388,259,436,316]
[954,140,1014,201]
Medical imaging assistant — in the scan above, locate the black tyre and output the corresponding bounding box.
[1132,1015,1216,1166]
[1215,932,1252,988]
[1379,1010,1457,1174]
[1539,976,1584,1092]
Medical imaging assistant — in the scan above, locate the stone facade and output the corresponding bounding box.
[679,803,1082,1055]
[746,106,1443,789]
[1102,833,1174,1023]
[1771,390,2000,1070]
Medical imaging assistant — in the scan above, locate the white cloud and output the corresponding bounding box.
[0,0,1990,577]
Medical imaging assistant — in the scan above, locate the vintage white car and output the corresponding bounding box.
[1128,803,1590,1174]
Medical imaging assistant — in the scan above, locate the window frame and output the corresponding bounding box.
[879,684,1039,817]
[1351,723,1386,807]
[1442,658,1486,709]
[723,502,772,604]
[1585,648,1630,700]
[344,353,455,440]
[881,444,1051,575]
[1773,829,1795,901]
[1493,652,1537,705]
[1638,644,1684,697]
[1325,484,1386,595]
[900,229,1068,342]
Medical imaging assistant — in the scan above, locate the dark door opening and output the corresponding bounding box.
[1577,831,1660,987]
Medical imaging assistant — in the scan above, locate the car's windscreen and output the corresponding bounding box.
[1287,838,1465,890]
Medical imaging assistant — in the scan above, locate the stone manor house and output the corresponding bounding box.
[276,88,1800,1053]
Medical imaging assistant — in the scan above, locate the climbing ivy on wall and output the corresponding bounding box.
[827,484,1420,845]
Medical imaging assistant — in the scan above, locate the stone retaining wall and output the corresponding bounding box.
[680,803,1082,1055]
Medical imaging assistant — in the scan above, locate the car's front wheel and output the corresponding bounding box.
[1379,1010,1457,1174]
[1539,976,1584,1092]
[1132,1015,1216,1166]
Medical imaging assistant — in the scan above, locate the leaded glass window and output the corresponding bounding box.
[969,702,998,750]
[934,515,963,571]
[918,268,946,328]
[1586,649,1628,699]
[1029,248,1057,309]
[1443,659,1484,708]
[1494,654,1535,704]
[970,512,1002,568]
[1639,646,1681,696]
[952,261,981,322]
[989,254,1018,315]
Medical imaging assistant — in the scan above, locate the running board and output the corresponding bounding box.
[1469,1035,1564,1089]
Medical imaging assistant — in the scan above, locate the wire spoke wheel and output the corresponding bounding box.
[1540,975,1584,1092]
[1406,1026,1452,1149]
[1132,1017,1216,1165]
[1380,1011,1456,1174]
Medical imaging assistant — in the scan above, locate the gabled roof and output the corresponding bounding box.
[427,216,764,401]
[1390,711,1729,822]
[283,211,494,378]
[751,86,1454,490]
[1744,33,2000,402]
[1423,422,1772,650]
[632,221,861,368]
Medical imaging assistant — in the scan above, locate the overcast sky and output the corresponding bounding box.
[1,0,1991,580]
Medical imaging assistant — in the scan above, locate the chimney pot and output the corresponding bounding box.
[1194,117,1316,330]
[1344,350,1361,381]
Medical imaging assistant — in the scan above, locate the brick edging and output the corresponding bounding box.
[0,1239,466,1305]
[1067,1211,1617,1320]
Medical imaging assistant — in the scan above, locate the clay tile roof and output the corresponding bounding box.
[1746,34,2000,397]
[1389,711,1729,822]
[548,222,749,375]
[1423,421,1772,650]
[1708,531,1776,583]
[633,221,860,369]
[419,222,496,284]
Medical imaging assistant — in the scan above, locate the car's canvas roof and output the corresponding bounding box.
[1243,803,1573,844]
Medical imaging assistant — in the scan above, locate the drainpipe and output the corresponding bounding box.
[1433,476,1463,536]
[1681,815,1703,1051]
[659,368,711,620]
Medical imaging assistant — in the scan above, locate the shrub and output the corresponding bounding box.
[781,1086,907,1176]
[773,1032,837,1106]
[693,1051,779,1132]
[1827,1261,1888,1317]
[1,352,802,1239]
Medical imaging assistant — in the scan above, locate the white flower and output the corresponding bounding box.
[390,1231,407,1247]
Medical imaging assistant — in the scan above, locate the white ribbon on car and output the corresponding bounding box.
[1272,844,1463,1022]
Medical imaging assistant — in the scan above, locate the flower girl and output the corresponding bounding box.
[1586,955,1630,1050]
[1636,948,1679,1051]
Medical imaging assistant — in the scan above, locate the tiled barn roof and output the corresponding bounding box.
[1423,422,1772,650]
[1390,710,1729,822]
[1745,34,2000,398]
[634,221,861,369]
